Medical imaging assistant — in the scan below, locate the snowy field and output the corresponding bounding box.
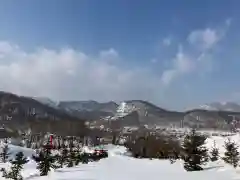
[2,134,240,180]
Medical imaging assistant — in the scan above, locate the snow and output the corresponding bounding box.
[33,97,59,108]
[113,102,135,119]
[206,133,240,156]
[26,157,235,180]
[199,104,218,111]
[0,142,36,160]
[2,135,240,179]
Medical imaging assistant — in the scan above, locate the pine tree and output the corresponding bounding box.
[33,144,58,176]
[75,152,89,165]
[1,151,29,180]
[75,151,82,166]
[66,148,76,167]
[82,152,90,164]
[210,141,219,162]
[222,139,239,168]
[182,129,208,171]
[0,143,10,163]
[56,147,68,168]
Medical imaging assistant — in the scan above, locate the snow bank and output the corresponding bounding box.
[17,153,239,180]
[8,144,36,159]
[1,134,240,180]
[206,133,240,156]
[101,144,129,156]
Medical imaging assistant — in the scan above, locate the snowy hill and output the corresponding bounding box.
[110,101,136,120]
[33,97,59,109]
[195,102,240,112]
[1,134,240,179]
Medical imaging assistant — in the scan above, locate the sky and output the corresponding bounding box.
[0,0,239,110]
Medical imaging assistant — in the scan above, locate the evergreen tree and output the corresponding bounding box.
[182,129,208,171]
[66,148,76,167]
[112,134,117,145]
[75,152,89,165]
[82,152,90,164]
[56,147,68,168]
[33,144,58,176]
[210,141,219,162]
[75,151,82,166]
[0,143,10,163]
[222,139,239,168]
[1,151,29,180]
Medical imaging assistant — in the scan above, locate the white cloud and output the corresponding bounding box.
[0,41,162,102]
[99,48,118,59]
[188,28,219,49]
[163,37,171,46]
[0,20,230,107]
[162,21,229,86]
[161,47,195,85]
[161,69,177,85]
[174,51,195,73]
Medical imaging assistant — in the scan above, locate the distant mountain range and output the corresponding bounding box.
[34,96,240,130]
[196,102,240,112]
[0,91,239,131]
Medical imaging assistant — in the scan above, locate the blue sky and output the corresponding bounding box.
[0,0,239,110]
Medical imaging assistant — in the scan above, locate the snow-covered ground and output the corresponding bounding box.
[2,134,240,179]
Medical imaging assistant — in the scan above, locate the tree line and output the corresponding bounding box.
[0,140,108,180]
[125,129,240,171]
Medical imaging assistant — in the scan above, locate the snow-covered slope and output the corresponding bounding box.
[114,102,136,119]
[25,156,236,180]
[0,142,36,160]
[33,97,59,109]
[1,134,240,179]
[194,102,240,112]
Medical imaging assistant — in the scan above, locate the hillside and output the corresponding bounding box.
[0,91,87,136]
[2,137,240,180]
[0,91,239,131]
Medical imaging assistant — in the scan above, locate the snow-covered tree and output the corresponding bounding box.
[56,147,68,168]
[210,141,219,162]
[75,152,89,165]
[182,129,208,171]
[1,151,29,180]
[223,139,239,168]
[66,148,76,167]
[33,144,58,176]
[0,142,10,163]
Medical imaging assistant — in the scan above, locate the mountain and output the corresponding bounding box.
[110,100,183,124]
[2,91,240,131]
[0,91,87,136]
[32,97,59,109]
[57,100,118,120]
[191,102,240,112]
[95,100,240,130]
[58,100,118,112]
[48,99,240,130]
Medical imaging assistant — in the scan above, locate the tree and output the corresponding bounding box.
[182,129,208,171]
[169,149,180,164]
[75,151,84,166]
[0,143,10,163]
[210,141,219,162]
[56,147,68,168]
[80,152,90,164]
[222,139,239,168]
[66,148,76,167]
[33,144,58,176]
[1,151,29,180]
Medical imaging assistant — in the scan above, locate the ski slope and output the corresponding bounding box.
[1,135,240,180]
